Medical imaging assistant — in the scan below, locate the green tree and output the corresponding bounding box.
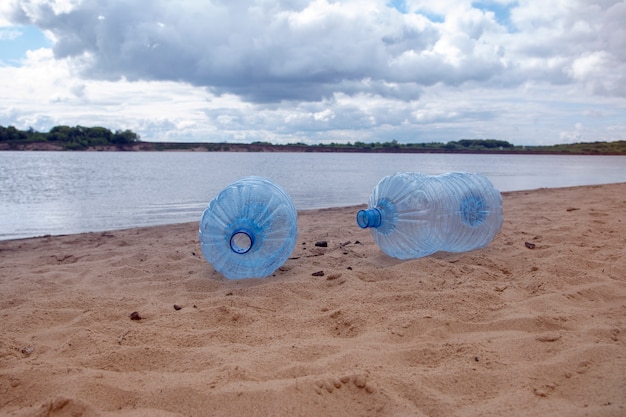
[113,129,139,144]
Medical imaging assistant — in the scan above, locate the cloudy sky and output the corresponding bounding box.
[1,0,625,145]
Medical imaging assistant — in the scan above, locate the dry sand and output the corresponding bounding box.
[1,183,625,417]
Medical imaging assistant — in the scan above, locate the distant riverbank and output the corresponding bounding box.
[3,139,626,155]
[2,124,625,154]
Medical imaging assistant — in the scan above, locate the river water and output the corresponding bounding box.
[1,151,624,240]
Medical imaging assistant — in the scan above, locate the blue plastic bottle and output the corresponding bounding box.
[199,176,297,279]
[357,172,503,259]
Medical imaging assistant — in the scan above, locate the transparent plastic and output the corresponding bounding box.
[357,172,503,259]
[199,176,297,279]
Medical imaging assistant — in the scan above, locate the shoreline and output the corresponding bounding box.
[1,183,625,416]
[0,203,367,244]
[2,183,625,243]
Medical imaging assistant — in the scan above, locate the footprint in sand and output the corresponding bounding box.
[314,373,376,395]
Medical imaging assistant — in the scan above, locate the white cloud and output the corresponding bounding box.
[0,1,18,26]
[568,51,626,97]
[0,27,22,40]
[0,0,624,145]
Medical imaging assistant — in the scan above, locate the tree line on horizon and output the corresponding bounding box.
[0,125,140,150]
[1,124,625,154]
[328,138,625,154]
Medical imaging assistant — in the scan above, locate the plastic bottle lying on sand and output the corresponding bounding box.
[199,176,297,279]
[357,172,503,259]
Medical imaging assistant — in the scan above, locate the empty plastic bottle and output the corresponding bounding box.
[357,172,503,259]
[199,176,297,279]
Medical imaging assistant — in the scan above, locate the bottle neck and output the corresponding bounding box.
[357,208,382,229]
[230,229,254,254]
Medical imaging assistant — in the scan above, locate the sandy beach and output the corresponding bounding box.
[1,183,624,417]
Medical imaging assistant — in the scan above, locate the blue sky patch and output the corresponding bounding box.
[387,1,445,23]
[0,25,52,65]
[386,0,408,14]
[472,0,517,31]
[416,9,445,23]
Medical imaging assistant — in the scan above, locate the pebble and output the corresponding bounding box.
[536,333,561,342]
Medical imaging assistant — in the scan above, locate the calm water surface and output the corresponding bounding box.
[1,151,625,240]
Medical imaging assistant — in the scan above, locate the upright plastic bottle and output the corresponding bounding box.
[357,172,503,259]
[199,176,297,279]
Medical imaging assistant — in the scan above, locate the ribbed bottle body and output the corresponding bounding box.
[361,173,440,259]
[358,172,502,259]
[199,176,297,279]
[434,172,503,253]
